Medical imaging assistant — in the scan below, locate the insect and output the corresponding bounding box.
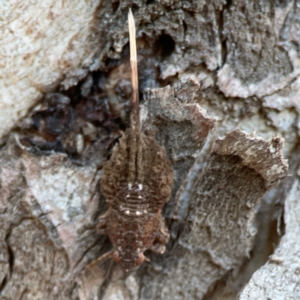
[87,10,174,272]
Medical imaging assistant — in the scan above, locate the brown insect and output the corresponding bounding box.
[87,10,173,272]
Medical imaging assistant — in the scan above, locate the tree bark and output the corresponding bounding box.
[0,1,298,300]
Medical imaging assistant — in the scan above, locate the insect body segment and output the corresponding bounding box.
[88,9,173,272]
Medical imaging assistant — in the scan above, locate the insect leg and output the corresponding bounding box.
[86,249,114,270]
[96,209,110,235]
[150,217,170,254]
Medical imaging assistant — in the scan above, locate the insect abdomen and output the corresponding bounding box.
[101,132,173,209]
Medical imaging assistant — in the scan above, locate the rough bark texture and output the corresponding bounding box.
[0,1,299,300]
[0,0,103,139]
[239,177,300,300]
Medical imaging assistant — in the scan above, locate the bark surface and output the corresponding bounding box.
[0,1,299,300]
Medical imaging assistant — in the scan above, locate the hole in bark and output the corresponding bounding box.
[105,57,120,68]
[146,0,155,4]
[131,3,139,10]
[154,34,175,57]
[112,1,119,11]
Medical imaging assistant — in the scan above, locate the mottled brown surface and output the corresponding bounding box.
[98,129,173,271]
[142,83,217,217]
[137,130,287,300]
[0,1,299,299]
[89,12,174,273]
